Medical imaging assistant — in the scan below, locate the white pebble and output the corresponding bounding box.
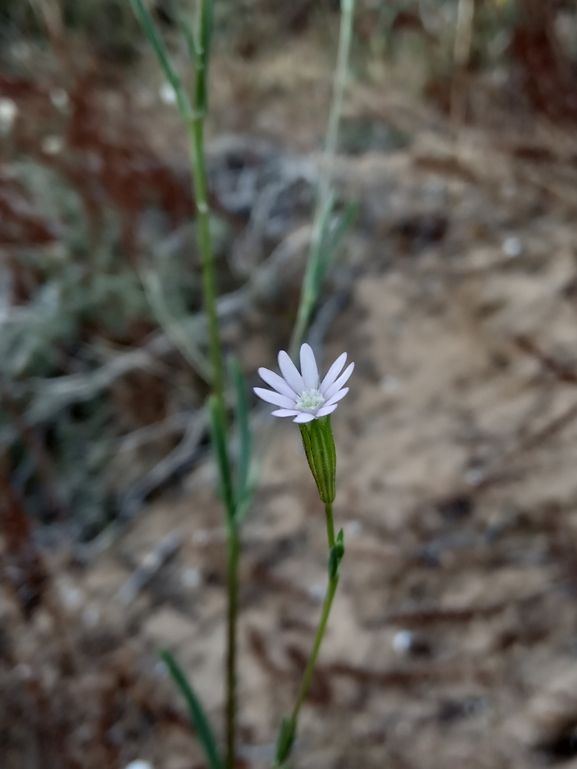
[392,630,414,654]
[41,135,63,155]
[181,568,202,588]
[503,236,523,258]
[50,88,69,110]
[59,583,84,611]
[124,762,154,769]
[0,98,17,133]
[159,82,177,105]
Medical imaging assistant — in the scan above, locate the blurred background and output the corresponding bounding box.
[3,0,577,767]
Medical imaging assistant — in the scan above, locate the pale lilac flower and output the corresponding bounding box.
[254,343,354,424]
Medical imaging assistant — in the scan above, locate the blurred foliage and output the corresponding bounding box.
[0,56,215,533]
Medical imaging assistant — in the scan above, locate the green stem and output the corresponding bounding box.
[187,117,225,403]
[186,6,236,763]
[289,0,356,359]
[292,574,339,724]
[274,504,341,767]
[225,525,240,769]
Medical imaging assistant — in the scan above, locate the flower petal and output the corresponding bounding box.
[300,343,319,390]
[324,362,354,400]
[278,350,304,394]
[293,412,315,423]
[324,387,349,408]
[316,403,338,417]
[319,352,347,395]
[258,367,297,399]
[271,409,301,418]
[254,387,295,409]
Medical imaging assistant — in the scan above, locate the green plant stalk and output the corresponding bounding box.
[293,503,337,722]
[274,503,341,767]
[289,0,356,358]
[187,118,225,403]
[189,107,239,769]
[185,2,237,764]
[225,523,240,769]
[292,574,339,721]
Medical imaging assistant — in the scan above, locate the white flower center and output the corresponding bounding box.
[296,388,325,412]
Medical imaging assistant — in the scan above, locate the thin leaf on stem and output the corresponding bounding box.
[130,0,191,117]
[317,200,359,291]
[178,14,201,68]
[194,0,214,114]
[160,649,224,769]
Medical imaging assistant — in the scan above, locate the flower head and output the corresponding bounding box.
[254,343,354,423]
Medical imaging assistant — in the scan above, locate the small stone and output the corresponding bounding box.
[393,630,415,654]
[159,83,177,105]
[41,135,63,155]
[503,236,523,258]
[59,583,84,611]
[181,568,202,588]
[0,98,17,133]
[50,89,69,110]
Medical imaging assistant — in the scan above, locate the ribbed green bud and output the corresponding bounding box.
[299,416,336,505]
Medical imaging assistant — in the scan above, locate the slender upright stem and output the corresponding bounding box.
[187,118,225,403]
[289,0,356,358]
[186,7,238,761]
[188,110,240,769]
[290,571,339,725]
[225,525,240,769]
[320,0,355,203]
[274,503,341,767]
[292,503,337,722]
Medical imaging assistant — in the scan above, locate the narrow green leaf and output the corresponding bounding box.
[328,529,345,579]
[160,649,224,769]
[230,357,252,504]
[275,716,296,765]
[309,192,336,298]
[208,395,236,523]
[193,0,215,113]
[131,0,190,116]
[314,197,358,294]
[198,0,215,70]
[323,199,358,269]
[131,0,179,90]
[178,14,201,69]
[140,267,212,384]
